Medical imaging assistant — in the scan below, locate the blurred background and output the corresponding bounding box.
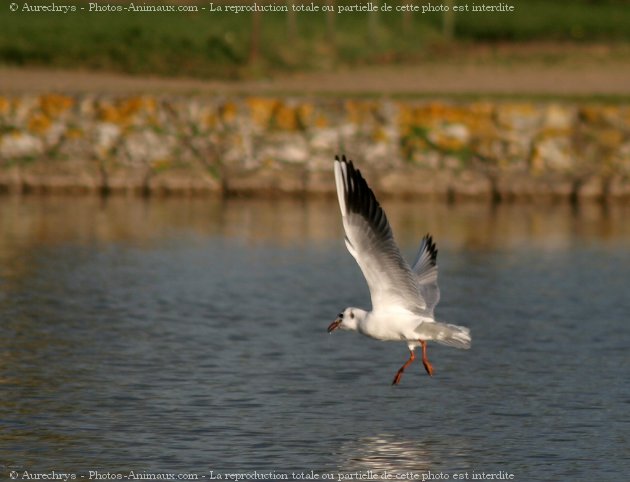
[2,1,630,480]
[1,0,630,81]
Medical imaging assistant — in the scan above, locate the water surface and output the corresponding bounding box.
[1,197,629,480]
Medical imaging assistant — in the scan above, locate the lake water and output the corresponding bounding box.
[1,197,629,481]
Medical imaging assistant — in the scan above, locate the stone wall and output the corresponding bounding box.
[1,94,630,201]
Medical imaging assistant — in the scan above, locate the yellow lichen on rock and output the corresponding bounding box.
[496,103,541,130]
[0,96,10,115]
[344,100,378,126]
[296,102,315,129]
[98,102,121,124]
[28,113,52,134]
[96,97,149,126]
[597,128,624,149]
[40,94,74,118]
[65,127,84,139]
[273,102,298,131]
[220,101,238,124]
[246,97,276,128]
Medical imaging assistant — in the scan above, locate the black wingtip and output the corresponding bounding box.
[336,154,353,170]
[336,154,354,166]
[423,233,438,264]
[335,155,388,235]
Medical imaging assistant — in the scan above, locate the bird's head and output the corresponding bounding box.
[327,307,366,333]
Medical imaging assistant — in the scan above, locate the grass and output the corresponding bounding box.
[0,0,629,79]
[454,0,630,42]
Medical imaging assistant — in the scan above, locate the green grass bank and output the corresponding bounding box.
[1,0,630,79]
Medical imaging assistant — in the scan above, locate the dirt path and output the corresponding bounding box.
[2,60,630,97]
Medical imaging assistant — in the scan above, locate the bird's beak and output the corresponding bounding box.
[328,318,342,333]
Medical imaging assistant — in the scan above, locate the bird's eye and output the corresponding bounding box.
[338,313,343,318]
[350,311,355,319]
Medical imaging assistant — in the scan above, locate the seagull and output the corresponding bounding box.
[328,155,471,385]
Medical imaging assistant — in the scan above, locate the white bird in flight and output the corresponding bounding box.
[328,155,471,385]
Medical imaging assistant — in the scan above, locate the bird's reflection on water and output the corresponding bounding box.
[336,434,436,475]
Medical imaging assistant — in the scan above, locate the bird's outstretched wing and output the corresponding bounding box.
[334,155,426,314]
[410,234,441,316]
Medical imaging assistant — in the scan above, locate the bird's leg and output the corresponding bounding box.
[392,349,415,385]
[420,340,434,376]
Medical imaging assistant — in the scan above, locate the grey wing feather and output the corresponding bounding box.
[411,234,441,315]
[334,156,426,313]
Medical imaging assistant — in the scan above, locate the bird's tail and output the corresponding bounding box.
[416,321,471,349]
